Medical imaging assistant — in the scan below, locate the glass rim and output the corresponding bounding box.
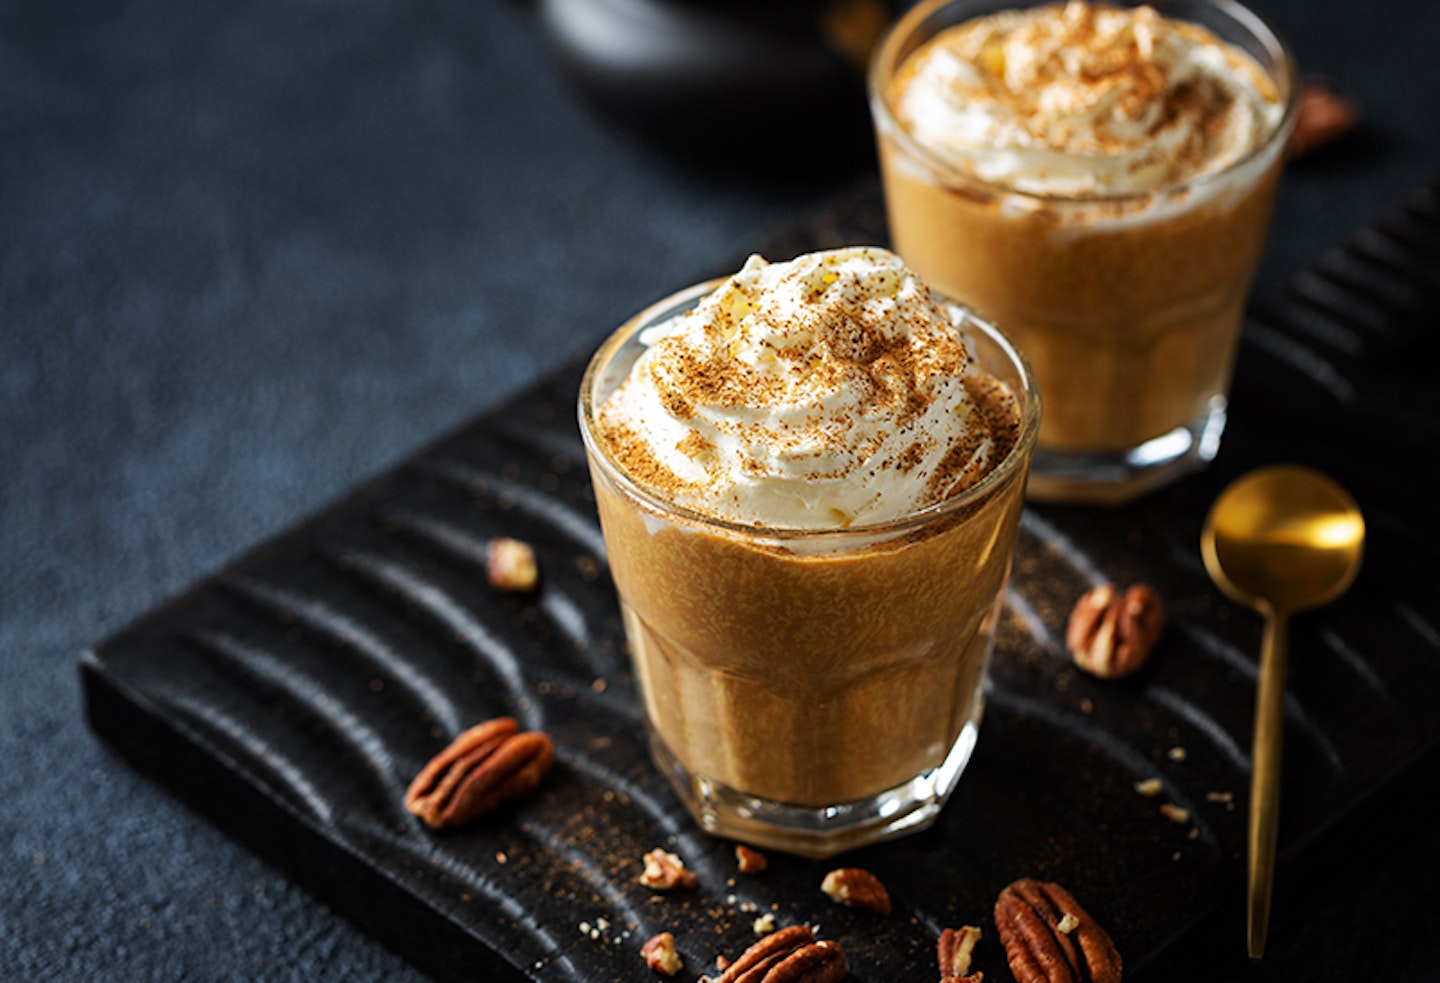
[577,274,1041,542]
[867,0,1300,207]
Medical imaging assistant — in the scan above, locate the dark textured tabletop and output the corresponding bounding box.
[5,1,1440,980]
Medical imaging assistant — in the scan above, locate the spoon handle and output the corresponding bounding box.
[1248,611,1288,959]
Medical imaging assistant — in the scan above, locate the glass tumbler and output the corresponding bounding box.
[870,0,1297,504]
[578,279,1039,857]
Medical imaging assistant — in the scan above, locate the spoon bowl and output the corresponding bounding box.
[1202,465,1365,615]
[1201,464,1364,961]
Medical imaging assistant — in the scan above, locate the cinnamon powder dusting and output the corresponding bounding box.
[890,1,1282,195]
[598,420,699,504]
[593,249,1024,528]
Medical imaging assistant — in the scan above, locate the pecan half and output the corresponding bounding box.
[1066,583,1165,679]
[642,932,684,977]
[820,867,891,915]
[639,849,698,891]
[715,925,846,983]
[1288,79,1361,159]
[994,879,1121,983]
[938,924,983,981]
[404,717,554,829]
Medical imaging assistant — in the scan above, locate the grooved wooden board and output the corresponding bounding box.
[84,178,1440,982]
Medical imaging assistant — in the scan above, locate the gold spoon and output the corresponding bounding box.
[1200,464,1365,960]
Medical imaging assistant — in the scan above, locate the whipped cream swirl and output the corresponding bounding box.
[596,247,1014,529]
[891,1,1284,196]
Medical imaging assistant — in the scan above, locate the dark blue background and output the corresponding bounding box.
[5,0,1438,979]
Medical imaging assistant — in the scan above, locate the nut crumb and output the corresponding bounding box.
[753,912,777,936]
[1159,803,1190,824]
[1134,777,1163,798]
[735,845,768,874]
[1057,912,1080,934]
[1168,746,1187,762]
[641,932,683,977]
[487,537,539,591]
[1206,790,1234,804]
[820,868,891,915]
[640,849,698,891]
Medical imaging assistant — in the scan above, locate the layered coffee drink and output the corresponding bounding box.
[871,0,1296,502]
[579,247,1038,856]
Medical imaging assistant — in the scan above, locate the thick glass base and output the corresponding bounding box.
[646,688,985,859]
[1026,397,1227,506]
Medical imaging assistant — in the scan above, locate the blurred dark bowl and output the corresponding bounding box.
[537,0,897,171]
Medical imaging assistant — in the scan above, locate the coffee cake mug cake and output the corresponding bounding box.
[579,247,1039,856]
[870,0,1296,503]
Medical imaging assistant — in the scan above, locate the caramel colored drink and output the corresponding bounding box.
[578,248,1038,856]
[871,0,1296,503]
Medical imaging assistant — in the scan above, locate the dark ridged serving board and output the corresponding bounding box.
[83,179,1440,982]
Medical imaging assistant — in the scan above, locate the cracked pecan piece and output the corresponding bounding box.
[820,867,891,915]
[487,536,539,591]
[639,849,699,891]
[994,879,1121,983]
[1066,583,1165,679]
[404,717,554,829]
[642,932,684,977]
[715,924,847,983]
[938,924,983,981]
[735,844,768,874]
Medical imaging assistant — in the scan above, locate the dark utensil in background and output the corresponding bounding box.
[537,0,897,166]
